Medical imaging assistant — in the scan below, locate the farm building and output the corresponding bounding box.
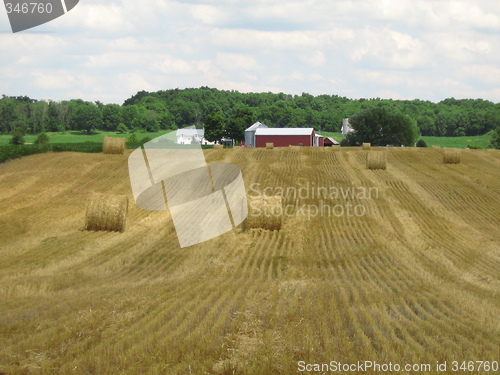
[324,137,340,146]
[254,127,316,147]
[315,134,324,147]
[244,122,268,147]
[176,128,213,145]
[220,138,234,146]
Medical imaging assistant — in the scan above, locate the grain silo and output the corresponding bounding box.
[244,122,268,147]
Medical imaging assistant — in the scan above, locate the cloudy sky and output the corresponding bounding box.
[1,0,499,104]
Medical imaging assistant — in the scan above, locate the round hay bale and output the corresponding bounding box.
[432,145,441,150]
[362,142,371,150]
[85,192,128,232]
[103,136,126,154]
[443,148,461,164]
[266,142,274,149]
[366,151,387,170]
[245,195,282,231]
[214,144,224,149]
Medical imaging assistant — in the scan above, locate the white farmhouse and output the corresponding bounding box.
[175,128,214,145]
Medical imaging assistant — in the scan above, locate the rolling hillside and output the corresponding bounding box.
[0,147,499,374]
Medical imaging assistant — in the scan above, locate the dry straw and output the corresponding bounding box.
[103,136,126,154]
[266,143,274,149]
[443,148,461,164]
[366,151,387,170]
[432,145,441,150]
[362,142,371,150]
[332,145,341,151]
[85,192,128,232]
[214,144,224,149]
[245,195,282,231]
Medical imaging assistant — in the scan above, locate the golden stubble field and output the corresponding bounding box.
[0,147,499,374]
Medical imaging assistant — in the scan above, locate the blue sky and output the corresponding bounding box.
[1,0,499,104]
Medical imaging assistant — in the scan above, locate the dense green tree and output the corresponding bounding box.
[416,139,427,147]
[9,130,25,145]
[116,123,128,134]
[156,111,175,130]
[348,107,419,146]
[490,127,500,149]
[226,106,256,141]
[34,132,49,145]
[45,101,63,132]
[122,105,141,129]
[2,88,499,139]
[204,112,225,142]
[70,103,103,134]
[128,133,140,143]
[119,89,498,138]
[102,104,122,131]
[132,110,160,132]
[0,98,18,133]
[30,101,48,134]
[169,99,198,126]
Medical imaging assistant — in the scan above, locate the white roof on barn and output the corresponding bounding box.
[255,127,314,136]
[245,122,268,131]
[176,129,204,137]
[325,137,340,145]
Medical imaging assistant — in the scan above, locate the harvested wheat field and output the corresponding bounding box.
[0,147,499,374]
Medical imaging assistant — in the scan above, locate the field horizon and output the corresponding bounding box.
[0,130,494,150]
[0,147,499,374]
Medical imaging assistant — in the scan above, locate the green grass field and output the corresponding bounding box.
[421,134,492,149]
[319,131,343,143]
[0,130,173,145]
[321,132,492,149]
[0,130,494,149]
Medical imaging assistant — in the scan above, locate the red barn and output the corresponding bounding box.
[255,128,316,147]
[324,137,339,147]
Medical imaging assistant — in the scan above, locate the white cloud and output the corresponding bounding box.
[189,4,229,25]
[216,53,260,71]
[0,0,499,102]
[299,51,326,68]
[152,55,196,75]
[32,70,77,90]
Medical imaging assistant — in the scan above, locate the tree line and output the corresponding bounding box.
[1,88,499,140]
